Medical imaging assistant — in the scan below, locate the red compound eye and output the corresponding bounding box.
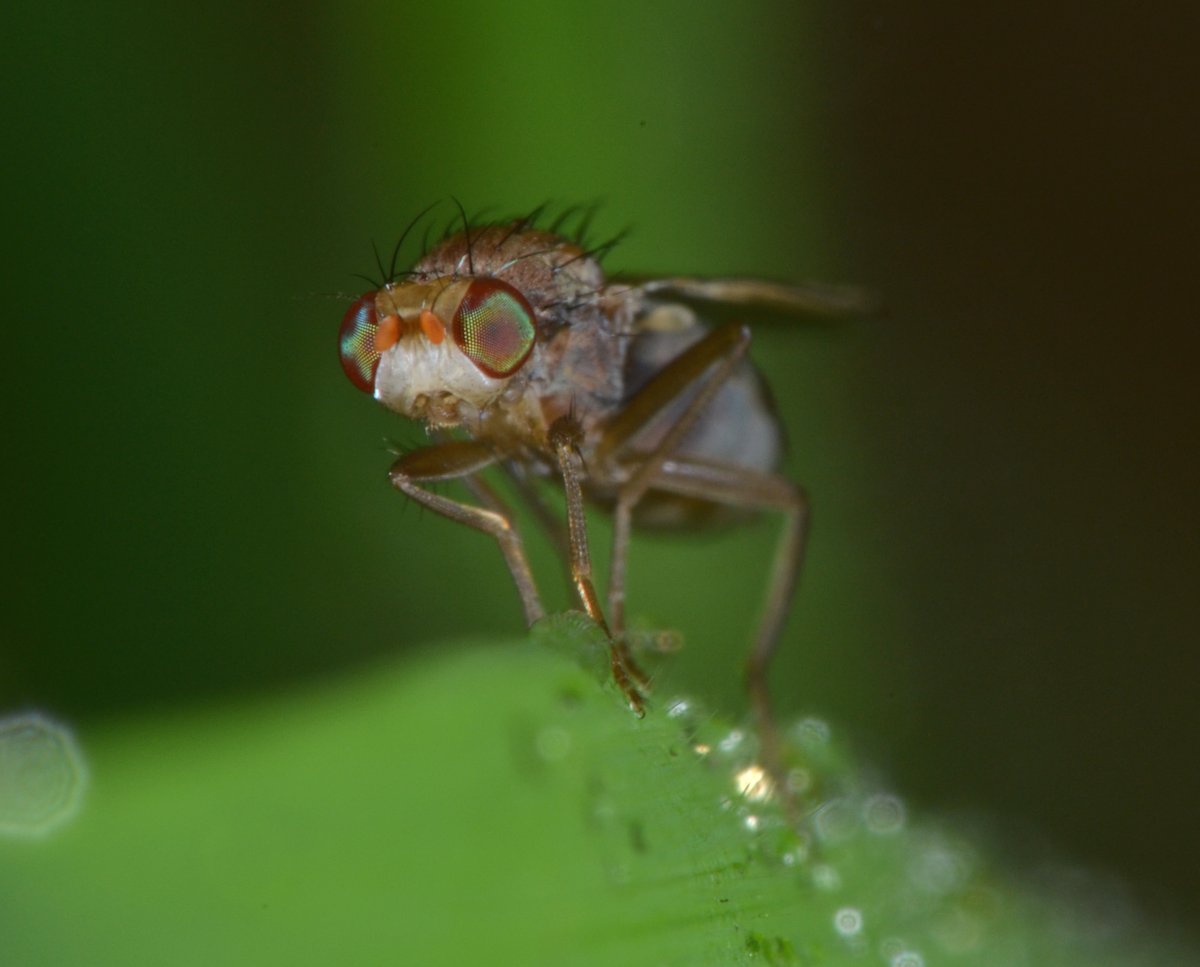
[452,279,536,378]
[338,293,380,393]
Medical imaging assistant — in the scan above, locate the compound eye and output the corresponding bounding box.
[452,279,536,378]
[338,293,381,393]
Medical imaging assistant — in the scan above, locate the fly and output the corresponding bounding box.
[338,206,868,790]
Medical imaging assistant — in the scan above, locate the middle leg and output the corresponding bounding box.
[597,324,754,635]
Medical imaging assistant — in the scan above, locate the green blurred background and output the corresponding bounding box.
[3,0,1196,930]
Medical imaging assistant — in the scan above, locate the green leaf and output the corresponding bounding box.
[0,620,1191,966]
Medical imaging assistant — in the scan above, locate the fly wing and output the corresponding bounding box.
[613,276,878,320]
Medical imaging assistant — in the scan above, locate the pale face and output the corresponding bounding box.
[338,276,538,427]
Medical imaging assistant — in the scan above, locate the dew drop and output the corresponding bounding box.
[813,797,857,844]
[734,764,774,802]
[890,950,925,967]
[811,863,841,892]
[833,906,863,937]
[666,698,693,719]
[786,767,812,796]
[0,712,87,838]
[909,836,972,896]
[863,792,906,834]
[780,834,811,867]
[718,728,746,755]
[792,716,831,747]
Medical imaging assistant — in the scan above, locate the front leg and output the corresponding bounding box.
[389,439,544,626]
[548,416,648,714]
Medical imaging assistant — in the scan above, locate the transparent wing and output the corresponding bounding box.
[614,275,878,319]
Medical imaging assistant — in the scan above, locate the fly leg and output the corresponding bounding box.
[595,324,753,637]
[388,439,544,625]
[499,458,575,600]
[634,457,809,814]
[594,324,809,813]
[548,416,647,714]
